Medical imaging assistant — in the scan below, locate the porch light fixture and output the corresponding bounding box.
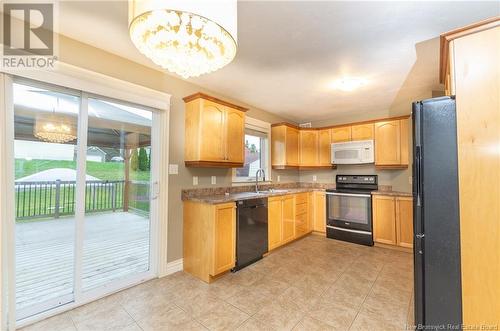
[34,104,77,144]
[128,0,238,79]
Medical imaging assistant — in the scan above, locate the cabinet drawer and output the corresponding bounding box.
[295,203,308,215]
[295,193,308,204]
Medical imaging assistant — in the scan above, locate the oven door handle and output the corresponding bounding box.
[325,192,371,198]
[326,225,372,235]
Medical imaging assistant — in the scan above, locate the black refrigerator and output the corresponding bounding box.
[412,96,463,329]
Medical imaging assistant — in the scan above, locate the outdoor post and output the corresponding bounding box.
[54,179,61,219]
[124,149,130,212]
[111,182,116,212]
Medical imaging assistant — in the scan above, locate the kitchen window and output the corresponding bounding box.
[233,118,270,183]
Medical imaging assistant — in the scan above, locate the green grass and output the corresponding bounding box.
[15,159,151,221]
[15,159,150,181]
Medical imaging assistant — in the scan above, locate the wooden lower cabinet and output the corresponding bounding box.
[294,193,309,237]
[282,195,296,243]
[212,203,237,275]
[268,196,283,250]
[183,201,236,283]
[372,194,413,248]
[396,197,413,248]
[312,191,326,233]
[372,195,397,245]
[268,192,315,251]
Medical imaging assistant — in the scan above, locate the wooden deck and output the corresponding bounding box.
[15,212,150,311]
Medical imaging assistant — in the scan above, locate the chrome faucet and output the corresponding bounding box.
[255,168,266,193]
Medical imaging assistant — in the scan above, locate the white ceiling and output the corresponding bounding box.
[58,1,499,122]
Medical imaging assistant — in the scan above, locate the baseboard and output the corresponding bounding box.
[165,258,183,275]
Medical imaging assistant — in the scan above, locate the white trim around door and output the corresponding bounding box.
[0,64,171,329]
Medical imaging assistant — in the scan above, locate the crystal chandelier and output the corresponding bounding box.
[129,0,237,79]
[34,113,77,144]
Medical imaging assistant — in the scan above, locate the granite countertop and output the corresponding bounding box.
[184,187,325,204]
[371,190,412,197]
[182,183,334,204]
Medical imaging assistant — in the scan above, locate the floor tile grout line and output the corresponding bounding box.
[346,258,385,331]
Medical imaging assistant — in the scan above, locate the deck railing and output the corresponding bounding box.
[15,180,125,220]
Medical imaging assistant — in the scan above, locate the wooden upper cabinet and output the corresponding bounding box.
[318,129,332,166]
[272,116,409,169]
[331,126,352,142]
[351,123,374,141]
[184,93,247,167]
[399,118,409,166]
[199,100,226,162]
[271,124,299,168]
[374,119,409,168]
[372,195,397,245]
[225,108,245,164]
[286,127,299,166]
[299,130,319,166]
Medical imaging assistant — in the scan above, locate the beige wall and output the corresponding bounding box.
[58,36,296,262]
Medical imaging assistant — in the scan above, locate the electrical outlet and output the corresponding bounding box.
[313,175,317,182]
[211,176,216,185]
[277,175,281,182]
[192,176,198,186]
[168,164,178,175]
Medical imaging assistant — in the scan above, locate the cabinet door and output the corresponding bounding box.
[282,195,295,243]
[313,191,326,232]
[396,197,413,248]
[399,119,409,166]
[299,130,318,166]
[286,127,299,166]
[200,100,226,161]
[351,123,374,141]
[372,195,396,245]
[268,197,283,250]
[331,126,352,142]
[318,129,332,166]
[271,125,286,167]
[211,203,236,275]
[225,108,245,163]
[374,120,401,166]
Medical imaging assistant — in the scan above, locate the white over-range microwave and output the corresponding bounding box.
[331,140,374,165]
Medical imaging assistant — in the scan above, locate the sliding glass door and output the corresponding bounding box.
[11,79,157,321]
[13,82,80,319]
[82,97,153,291]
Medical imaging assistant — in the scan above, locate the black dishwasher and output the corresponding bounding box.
[233,198,268,271]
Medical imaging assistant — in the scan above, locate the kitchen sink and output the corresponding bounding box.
[256,189,289,194]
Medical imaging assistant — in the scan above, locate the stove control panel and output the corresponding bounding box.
[336,175,378,185]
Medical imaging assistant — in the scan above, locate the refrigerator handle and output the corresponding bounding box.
[415,146,422,206]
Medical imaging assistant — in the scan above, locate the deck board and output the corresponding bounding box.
[15,211,150,311]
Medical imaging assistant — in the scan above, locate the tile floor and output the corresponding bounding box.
[20,235,414,331]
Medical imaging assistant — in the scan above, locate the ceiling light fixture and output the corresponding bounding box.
[34,99,77,144]
[34,114,77,144]
[129,0,238,79]
[330,77,367,92]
